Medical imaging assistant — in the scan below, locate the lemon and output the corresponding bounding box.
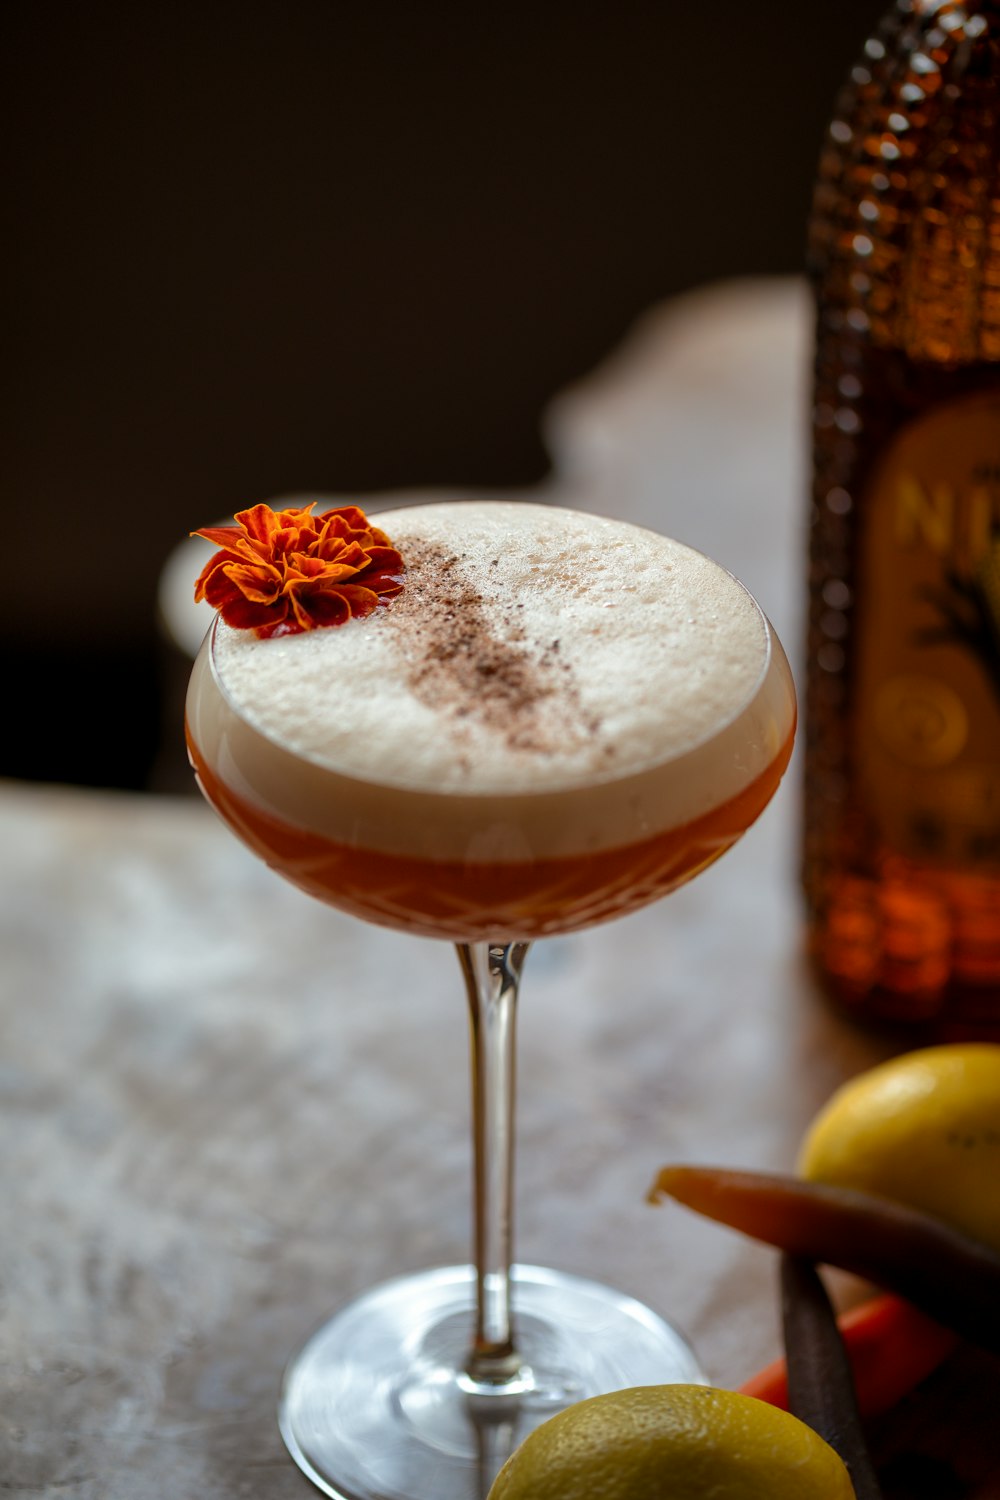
[798,1042,1000,1251]
[487,1384,854,1500]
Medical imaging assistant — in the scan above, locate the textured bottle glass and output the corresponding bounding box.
[805,0,1000,1029]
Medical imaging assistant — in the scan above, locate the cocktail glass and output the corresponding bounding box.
[185,500,796,1500]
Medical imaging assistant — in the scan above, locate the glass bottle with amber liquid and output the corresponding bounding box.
[805,0,1000,1030]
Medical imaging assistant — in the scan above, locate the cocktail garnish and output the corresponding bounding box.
[193,502,405,637]
[649,1163,1000,1354]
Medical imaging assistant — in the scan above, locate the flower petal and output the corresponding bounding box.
[324,583,381,617]
[224,562,283,604]
[199,562,249,609]
[312,537,373,572]
[234,503,299,548]
[193,524,246,550]
[319,505,371,535]
[224,595,290,631]
[306,586,367,626]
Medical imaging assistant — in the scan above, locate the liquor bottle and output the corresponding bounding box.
[804,0,1000,1030]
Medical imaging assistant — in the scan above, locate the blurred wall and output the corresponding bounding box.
[2,0,885,789]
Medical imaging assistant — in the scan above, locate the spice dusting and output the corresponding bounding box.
[392,539,600,757]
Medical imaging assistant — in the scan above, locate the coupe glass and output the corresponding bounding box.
[185,501,796,1500]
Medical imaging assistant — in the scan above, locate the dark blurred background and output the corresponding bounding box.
[2,0,885,792]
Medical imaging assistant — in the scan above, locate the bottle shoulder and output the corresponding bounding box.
[810,4,1000,364]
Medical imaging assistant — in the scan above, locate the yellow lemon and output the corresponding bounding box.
[487,1384,854,1500]
[798,1042,1000,1251]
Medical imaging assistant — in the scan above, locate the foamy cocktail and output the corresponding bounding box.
[185,499,795,1500]
[187,501,794,942]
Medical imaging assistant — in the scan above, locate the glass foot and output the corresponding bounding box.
[278,1262,704,1500]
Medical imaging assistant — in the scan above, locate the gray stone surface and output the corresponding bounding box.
[0,770,886,1498]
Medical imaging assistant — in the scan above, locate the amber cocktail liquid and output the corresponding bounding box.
[806,0,1000,1030]
[186,499,795,1500]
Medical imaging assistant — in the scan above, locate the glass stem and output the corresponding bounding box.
[457,941,530,1389]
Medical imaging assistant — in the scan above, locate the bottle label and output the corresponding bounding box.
[855,389,1000,868]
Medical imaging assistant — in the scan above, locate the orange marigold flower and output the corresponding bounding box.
[193,502,405,637]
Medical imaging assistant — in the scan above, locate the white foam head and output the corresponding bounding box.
[187,501,795,859]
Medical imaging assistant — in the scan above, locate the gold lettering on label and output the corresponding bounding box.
[895,476,953,553]
[895,476,1000,570]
